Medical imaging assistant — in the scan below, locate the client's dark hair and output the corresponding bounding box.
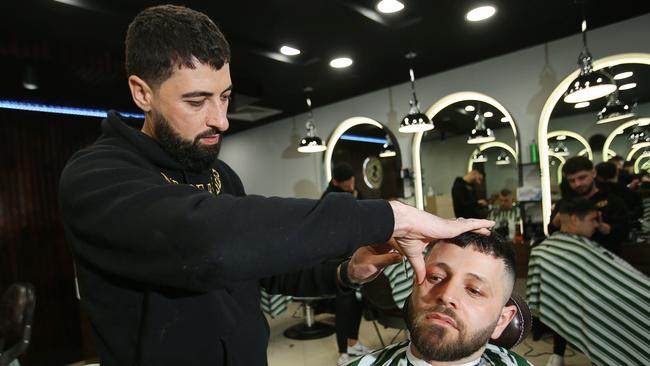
[433,231,515,293]
[558,198,597,219]
[562,156,593,176]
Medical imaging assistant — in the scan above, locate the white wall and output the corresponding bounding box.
[220,14,650,198]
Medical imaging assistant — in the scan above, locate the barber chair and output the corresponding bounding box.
[0,283,36,366]
[283,295,336,340]
[361,274,407,347]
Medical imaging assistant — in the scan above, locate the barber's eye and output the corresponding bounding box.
[466,287,482,296]
[221,94,231,103]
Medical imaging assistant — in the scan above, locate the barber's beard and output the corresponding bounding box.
[152,111,222,172]
[406,302,498,362]
[575,182,594,196]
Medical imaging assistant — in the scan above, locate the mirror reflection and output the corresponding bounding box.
[414,93,521,240]
[325,118,402,199]
[541,54,650,251]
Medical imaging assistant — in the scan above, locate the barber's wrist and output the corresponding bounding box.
[338,259,362,290]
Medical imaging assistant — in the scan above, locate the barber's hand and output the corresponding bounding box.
[597,211,611,235]
[346,243,402,285]
[389,200,494,284]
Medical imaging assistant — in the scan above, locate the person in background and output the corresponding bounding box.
[345,232,532,366]
[528,198,650,366]
[549,156,628,254]
[322,162,361,199]
[57,5,495,366]
[487,189,522,241]
[595,161,642,227]
[321,162,372,365]
[451,169,488,219]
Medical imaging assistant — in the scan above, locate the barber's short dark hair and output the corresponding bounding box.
[610,155,624,163]
[125,5,231,88]
[332,163,355,181]
[433,231,515,292]
[562,156,593,176]
[500,188,512,196]
[558,198,597,219]
[595,162,617,180]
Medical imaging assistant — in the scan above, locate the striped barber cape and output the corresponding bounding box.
[344,340,532,366]
[526,232,650,365]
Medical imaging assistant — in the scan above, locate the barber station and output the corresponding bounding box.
[2,2,650,366]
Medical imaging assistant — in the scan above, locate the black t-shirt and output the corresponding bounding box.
[451,177,481,219]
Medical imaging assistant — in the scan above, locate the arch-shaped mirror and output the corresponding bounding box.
[539,53,650,234]
[412,92,520,217]
[324,117,403,199]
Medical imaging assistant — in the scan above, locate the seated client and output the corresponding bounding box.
[527,198,650,366]
[345,232,532,366]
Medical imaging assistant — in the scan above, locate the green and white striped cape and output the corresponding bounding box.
[344,340,532,366]
[526,232,650,365]
[260,288,292,318]
[382,260,415,309]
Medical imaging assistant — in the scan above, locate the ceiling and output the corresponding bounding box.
[2,0,649,135]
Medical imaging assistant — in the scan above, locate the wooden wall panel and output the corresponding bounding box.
[0,109,101,365]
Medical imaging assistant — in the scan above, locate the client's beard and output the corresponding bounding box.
[152,111,222,172]
[406,302,497,362]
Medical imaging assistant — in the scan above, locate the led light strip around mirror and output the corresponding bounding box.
[412,91,519,210]
[538,53,650,235]
[323,117,386,182]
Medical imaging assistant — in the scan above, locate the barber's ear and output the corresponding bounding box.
[490,304,517,339]
[128,75,154,112]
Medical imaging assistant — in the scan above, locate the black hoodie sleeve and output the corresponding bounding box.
[59,146,394,293]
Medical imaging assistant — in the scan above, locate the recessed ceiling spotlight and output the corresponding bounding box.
[376,0,404,14]
[574,101,590,109]
[556,135,567,141]
[466,5,496,22]
[613,71,633,80]
[618,83,637,91]
[500,116,509,123]
[329,57,353,69]
[465,105,476,112]
[483,111,494,118]
[280,45,301,56]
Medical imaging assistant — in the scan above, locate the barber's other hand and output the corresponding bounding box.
[346,243,402,285]
[389,200,494,284]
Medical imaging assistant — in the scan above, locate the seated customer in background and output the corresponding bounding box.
[487,189,522,241]
[527,198,650,366]
[345,232,532,366]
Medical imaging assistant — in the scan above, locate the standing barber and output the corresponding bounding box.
[58,5,493,366]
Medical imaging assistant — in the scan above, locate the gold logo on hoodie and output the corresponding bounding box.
[160,168,222,195]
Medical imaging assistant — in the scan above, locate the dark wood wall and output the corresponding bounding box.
[0,109,101,365]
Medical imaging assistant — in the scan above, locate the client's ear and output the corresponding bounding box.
[491,304,517,339]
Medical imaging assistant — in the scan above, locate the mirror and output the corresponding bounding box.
[539,53,650,233]
[412,92,520,218]
[324,117,402,199]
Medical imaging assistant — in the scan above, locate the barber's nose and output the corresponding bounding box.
[207,102,229,132]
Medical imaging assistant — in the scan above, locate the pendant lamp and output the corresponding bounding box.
[399,52,433,133]
[297,97,327,153]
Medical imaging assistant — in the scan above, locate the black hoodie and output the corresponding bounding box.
[59,112,393,365]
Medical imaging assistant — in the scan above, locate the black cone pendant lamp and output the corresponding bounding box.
[563,19,616,103]
[297,97,327,153]
[399,52,433,133]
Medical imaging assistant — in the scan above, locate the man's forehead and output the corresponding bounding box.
[568,170,591,179]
